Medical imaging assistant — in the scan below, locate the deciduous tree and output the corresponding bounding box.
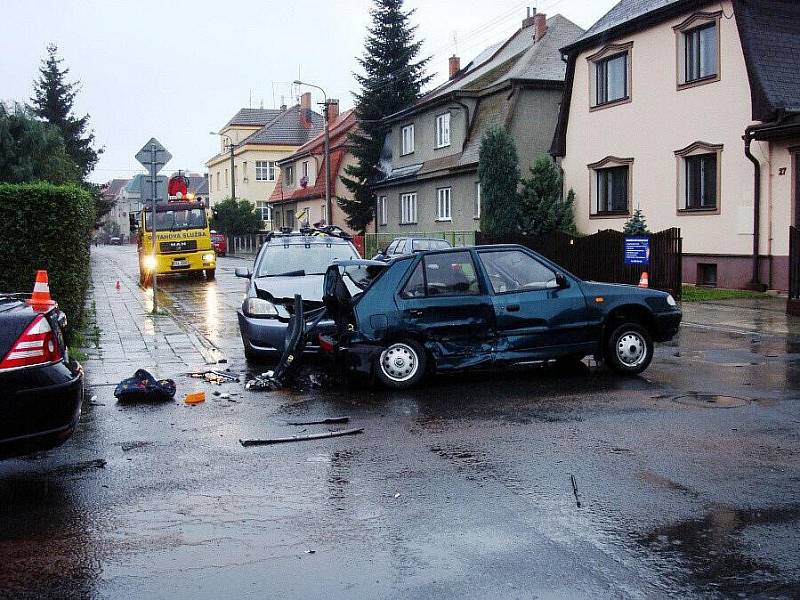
[211,198,263,236]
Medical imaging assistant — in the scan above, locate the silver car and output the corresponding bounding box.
[235,231,360,360]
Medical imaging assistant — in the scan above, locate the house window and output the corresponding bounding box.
[242,161,248,181]
[685,153,717,210]
[216,172,220,191]
[256,161,276,181]
[401,124,415,155]
[378,196,387,226]
[596,166,629,215]
[697,263,717,287]
[400,192,417,224]
[435,113,451,148]
[474,183,481,218]
[257,201,271,222]
[302,161,309,177]
[234,165,238,183]
[596,53,628,105]
[224,169,228,187]
[285,165,294,187]
[320,203,328,225]
[436,187,452,221]
[685,23,717,83]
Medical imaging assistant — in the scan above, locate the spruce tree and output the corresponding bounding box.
[518,155,577,235]
[478,127,521,235]
[623,207,649,235]
[340,0,431,233]
[30,44,101,180]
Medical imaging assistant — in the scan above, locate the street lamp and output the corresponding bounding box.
[294,80,331,227]
[209,131,237,200]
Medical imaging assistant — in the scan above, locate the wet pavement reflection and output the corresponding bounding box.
[1,246,798,598]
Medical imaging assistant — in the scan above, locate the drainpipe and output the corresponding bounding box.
[743,125,763,291]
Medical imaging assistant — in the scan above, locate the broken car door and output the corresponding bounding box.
[396,250,495,369]
[476,248,591,361]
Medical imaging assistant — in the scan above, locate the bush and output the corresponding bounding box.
[211,197,263,235]
[0,182,95,325]
[478,127,521,235]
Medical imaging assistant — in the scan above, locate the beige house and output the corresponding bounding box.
[552,0,800,291]
[206,94,324,224]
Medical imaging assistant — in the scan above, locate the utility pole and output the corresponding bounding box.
[150,143,159,312]
[229,141,236,200]
[294,80,331,226]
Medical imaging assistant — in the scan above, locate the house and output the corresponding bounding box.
[551,0,800,291]
[268,103,360,233]
[100,178,130,239]
[206,95,324,224]
[371,9,583,234]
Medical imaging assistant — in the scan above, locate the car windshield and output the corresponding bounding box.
[413,239,451,251]
[144,208,207,231]
[342,263,388,290]
[256,243,358,277]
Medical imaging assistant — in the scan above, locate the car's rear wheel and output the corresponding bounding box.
[375,340,426,389]
[605,322,653,375]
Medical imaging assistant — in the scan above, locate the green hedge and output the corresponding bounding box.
[0,182,95,325]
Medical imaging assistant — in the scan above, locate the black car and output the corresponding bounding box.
[0,295,83,458]
[311,245,681,389]
[372,237,452,261]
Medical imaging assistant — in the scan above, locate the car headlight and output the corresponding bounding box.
[243,297,278,317]
[202,252,215,263]
[142,255,157,270]
[666,294,677,307]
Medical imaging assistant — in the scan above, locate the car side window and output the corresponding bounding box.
[385,241,399,255]
[424,251,480,296]
[479,250,557,293]
[400,261,426,298]
[394,239,407,254]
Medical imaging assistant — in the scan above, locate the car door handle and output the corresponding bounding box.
[505,304,520,312]
[409,309,424,317]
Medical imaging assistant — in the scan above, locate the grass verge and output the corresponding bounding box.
[681,285,769,303]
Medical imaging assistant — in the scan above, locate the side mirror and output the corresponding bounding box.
[235,267,252,279]
[555,273,569,289]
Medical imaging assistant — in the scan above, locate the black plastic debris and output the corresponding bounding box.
[114,369,176,402]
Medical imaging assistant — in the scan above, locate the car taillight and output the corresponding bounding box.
[0,314,63,371]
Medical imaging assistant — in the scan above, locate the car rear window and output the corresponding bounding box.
[256,243,358,277]
[412,239,451,251]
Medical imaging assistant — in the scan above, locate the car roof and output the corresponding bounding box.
[264,233,352,245]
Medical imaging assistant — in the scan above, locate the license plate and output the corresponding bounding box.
[172,259,189,267]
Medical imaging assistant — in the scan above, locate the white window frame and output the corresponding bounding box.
[435,113,451,148]
[401,124,415,155]
[321,203,328,225]
[378,196,387,225]
[436,187,452,221]
[285,165,294,187]
[400,192,417,225]
[302,161,309,177]
[256,202,271,222]
[255,161,276,181]
[474,182,481,219]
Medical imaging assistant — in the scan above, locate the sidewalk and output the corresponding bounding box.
[82,250,215,386]
[681,294,800,337]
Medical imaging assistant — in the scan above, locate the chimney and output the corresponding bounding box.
[326,98,340,122]
[449,55,461,79]
[299,92,312,129]
[522,6,535,29]
[534,12,547,42]
[300,92,311,111]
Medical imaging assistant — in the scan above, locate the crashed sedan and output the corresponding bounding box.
[306,245,681,389]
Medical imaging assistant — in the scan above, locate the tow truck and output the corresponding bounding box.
[135,174,216,285]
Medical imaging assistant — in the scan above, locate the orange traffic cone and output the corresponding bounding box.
[638,271,649,288]
[116,280,121,290]
[28,270,56,310]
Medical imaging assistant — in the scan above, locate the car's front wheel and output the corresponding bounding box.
[605,322,653,375]
[375,340,427,389]
[205,269,216,280]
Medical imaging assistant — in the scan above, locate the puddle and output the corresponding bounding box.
[673,394,751,409]
[639,504,800,597]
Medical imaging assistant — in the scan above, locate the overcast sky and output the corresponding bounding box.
[1,0,616,183]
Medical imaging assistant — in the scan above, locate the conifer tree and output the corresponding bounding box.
[518,155,577,235]
[478,127,521,235]
[30,44,101,180]
[340,0,431,233]
[623,207,649,235]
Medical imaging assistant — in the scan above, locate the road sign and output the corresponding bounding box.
[135,138,172,173]
[624,236,650,266]
[140,175,168,202]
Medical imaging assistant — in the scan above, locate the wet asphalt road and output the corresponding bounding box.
[1,246,799,599]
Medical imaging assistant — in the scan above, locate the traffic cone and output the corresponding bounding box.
[28,270,56,310]
[116,280,121,290]
[638,271,649,288]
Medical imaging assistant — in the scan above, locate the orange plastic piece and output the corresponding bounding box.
[185,391,206,405]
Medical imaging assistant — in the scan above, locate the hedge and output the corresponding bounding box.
[0,182,95,325]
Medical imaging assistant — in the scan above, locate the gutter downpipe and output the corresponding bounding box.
[743,125,764,291]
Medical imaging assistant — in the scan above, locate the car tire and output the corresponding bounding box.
[375,339,427,389]
[205,269,216,280]
[605,322,653,375]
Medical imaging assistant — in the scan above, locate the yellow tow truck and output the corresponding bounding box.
[137,200,216,285]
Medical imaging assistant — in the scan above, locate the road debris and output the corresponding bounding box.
[285,417,350,426]
[185,391,206,405]
[570,474,582,508]
[240,428,364,447]
[114,369,176,402]
[188,370,238,385]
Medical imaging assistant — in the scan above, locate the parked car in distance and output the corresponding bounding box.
[0,295,83,458]
[313,244,682,389]
[210,231,227,257]
[235,230,360,360]
[109,236,122,245]
[372,237,452,261]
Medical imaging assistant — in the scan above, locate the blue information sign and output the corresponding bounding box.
[624,236,650,265]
